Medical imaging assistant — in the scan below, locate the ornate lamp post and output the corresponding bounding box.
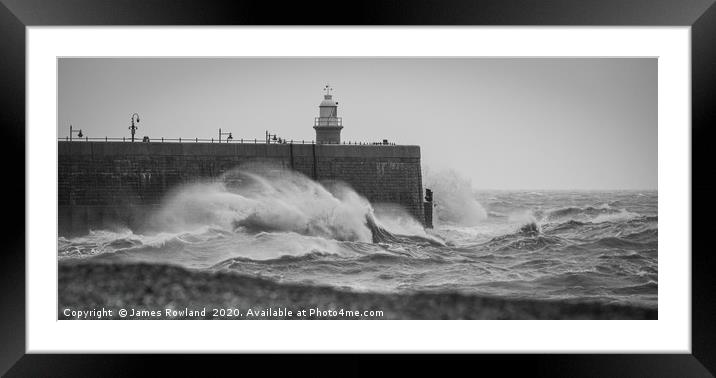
[129,113,140,142]
[69,124,83,141]
[219,128,233,143]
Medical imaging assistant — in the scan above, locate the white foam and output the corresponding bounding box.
[423,168,488,226]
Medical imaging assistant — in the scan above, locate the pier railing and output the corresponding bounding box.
[57,136,397,146]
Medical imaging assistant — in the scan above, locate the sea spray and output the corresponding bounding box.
[152,166,376,242]
[423,168,487,226]
[372,203,434,239]
[150,164,438,246]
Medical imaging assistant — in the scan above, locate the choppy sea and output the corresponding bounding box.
[58,168,657,311]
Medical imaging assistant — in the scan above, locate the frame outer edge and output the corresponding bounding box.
[691,0,716,375]
[0,1,27,376]
[2,0,715,375]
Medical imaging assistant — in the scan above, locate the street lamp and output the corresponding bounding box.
[219,128,233,143]
[265,130,279,144]
[69,124,83,141]
[129,113,140,142]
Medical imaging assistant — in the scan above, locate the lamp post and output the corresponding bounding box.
[265,130,278,144]
[69,124,83,141]
[129,113,140,142]
[219,128,233,143]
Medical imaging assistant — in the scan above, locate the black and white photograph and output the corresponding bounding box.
[56,57,657,320]
[5,0,716,373]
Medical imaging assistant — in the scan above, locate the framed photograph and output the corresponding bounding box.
[4,0,715,375]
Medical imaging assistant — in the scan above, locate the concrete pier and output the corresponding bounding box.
[58,141,426,235]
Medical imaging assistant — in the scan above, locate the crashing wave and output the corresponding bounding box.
[423,168,487,226]
[366,214,446,247]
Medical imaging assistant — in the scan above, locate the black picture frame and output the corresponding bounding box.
[2,0,714,376]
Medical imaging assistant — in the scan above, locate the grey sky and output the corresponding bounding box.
[58,58,656,190]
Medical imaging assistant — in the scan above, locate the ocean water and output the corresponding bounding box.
[58,167,657,310]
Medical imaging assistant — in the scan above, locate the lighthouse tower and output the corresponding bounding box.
[313,84,343,144]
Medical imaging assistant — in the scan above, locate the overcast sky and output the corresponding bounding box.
[58,58,656,190]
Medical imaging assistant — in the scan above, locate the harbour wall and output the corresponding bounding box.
[58,141,426,235]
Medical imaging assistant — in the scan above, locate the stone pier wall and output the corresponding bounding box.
[58,141,425,235]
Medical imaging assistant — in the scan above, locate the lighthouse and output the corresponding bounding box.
[313,84,343,144]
